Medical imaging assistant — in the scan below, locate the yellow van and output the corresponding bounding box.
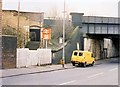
[71,50,95,67]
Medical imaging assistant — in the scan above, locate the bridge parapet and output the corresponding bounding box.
[82,16,119,35]
[83,16,119,24]
[70,13,120,35]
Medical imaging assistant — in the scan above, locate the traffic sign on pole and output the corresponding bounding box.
[42,28,51,40]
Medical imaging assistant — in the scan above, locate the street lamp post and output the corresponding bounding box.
[62,0,65,68]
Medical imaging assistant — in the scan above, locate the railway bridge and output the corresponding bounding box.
[70,13,119,59]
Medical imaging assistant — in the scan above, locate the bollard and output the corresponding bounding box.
[60,59,64,68]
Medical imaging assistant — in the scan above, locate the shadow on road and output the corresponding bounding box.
[106,58,119,64]
[74,57,119,68]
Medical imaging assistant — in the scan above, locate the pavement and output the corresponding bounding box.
[0,58,118,78]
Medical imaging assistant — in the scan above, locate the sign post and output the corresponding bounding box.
[42,28,51,48]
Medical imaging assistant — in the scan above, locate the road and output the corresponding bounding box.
[2,58,118,85]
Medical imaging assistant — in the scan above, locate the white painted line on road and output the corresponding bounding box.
[59,80,76,85]
[109,68,117,71]
[87,72,103,79]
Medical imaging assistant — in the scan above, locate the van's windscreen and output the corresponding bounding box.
[74,52,78,56]
[79,53,83,56]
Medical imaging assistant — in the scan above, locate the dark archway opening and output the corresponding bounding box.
[30,29,40,41]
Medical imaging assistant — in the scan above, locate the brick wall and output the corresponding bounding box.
[2,10,44,33]
[21,12,44,23]
[0,0,2,35]
[0,0,2,69]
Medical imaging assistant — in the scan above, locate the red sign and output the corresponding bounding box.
[42,28,51,40]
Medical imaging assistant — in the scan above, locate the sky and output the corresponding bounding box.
[2,0,120,18]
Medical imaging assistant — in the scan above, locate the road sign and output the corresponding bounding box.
[42,28,51,40]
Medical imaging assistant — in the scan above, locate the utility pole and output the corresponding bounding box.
[17,0,20,48]
[62,0,65,68]
[17,0,20,35]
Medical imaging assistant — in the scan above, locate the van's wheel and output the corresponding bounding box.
[72,62,75,66]
[91,61,94,66]
[83,62,86,67]
[78,63,81,66]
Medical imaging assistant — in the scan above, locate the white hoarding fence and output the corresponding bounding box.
[37,49,51,65]
[17,48,52,68]
[17,48,29,68]
[29,50,38,66]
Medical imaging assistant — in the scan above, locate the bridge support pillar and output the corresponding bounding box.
[107,38,119,58]
[84,37,104,60]
[91,38,104,60]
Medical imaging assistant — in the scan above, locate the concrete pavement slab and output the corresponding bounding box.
[1,64,74,78]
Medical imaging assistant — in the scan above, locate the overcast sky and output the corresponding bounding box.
[2,0,120,17]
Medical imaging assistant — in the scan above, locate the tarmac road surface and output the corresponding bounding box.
[2,58,118,85]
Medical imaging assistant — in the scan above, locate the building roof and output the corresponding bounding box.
[2,9,44,14]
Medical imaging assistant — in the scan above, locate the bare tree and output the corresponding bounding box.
[45,6,73,44]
